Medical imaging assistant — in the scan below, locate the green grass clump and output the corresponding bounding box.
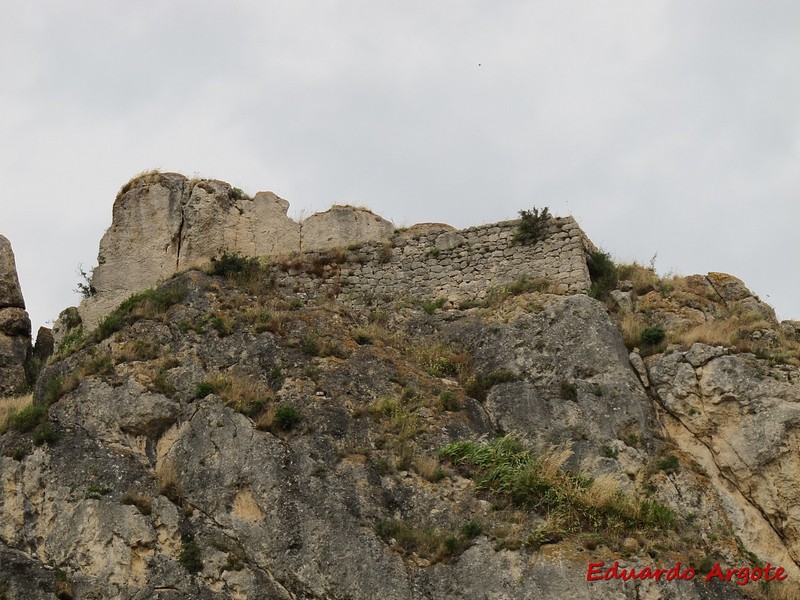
[32,422,58,446]
[273,405,301,431]
[507,276,551,296]
[374,518,480,563]
[96,281,188,341]
[656,454,680,474]
[439,435,675,534]
[422,297,447,315]
[10,404,46,433]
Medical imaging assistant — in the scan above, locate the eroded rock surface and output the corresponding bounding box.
[302,204,394,252]
[79,174,301,331]
[0,235,31,395]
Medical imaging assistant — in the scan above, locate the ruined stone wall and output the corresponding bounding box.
[269,216,595,303]
[75,172,596,333]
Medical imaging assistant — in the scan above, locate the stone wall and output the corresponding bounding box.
[268,216,595,303]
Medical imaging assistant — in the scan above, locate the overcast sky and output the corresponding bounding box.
[2,1,798,333]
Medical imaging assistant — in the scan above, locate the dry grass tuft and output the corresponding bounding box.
[121,490,153,515]
[413,453,445,482]
[156,460,183,503]
[207,374,273,417]
[0,394,33,434]
[538,442,574,481]
[619,313,646,350]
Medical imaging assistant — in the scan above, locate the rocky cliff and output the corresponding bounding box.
[2,174,799,599]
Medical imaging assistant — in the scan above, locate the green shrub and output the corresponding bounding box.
[512,207,552,245]
[85,352,115,377]
[267,367,284,388]
[301,335,320,356]
[179,540,203,573]
[437,390,461,412]
[86,482,113,499]
[465,370,519,402]
[460,520,483,538]
[194,382,214,399]
[587,250,618,300]
[656,454,680,474]
[559,381,578,401]
[353,331,374,345]
[209,252,259,277]
[274,405,301,431]
[42,376,65,405]
[32,422,58,445]
[641,326,666,347]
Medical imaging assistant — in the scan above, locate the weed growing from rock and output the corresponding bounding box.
[512,207,551,245]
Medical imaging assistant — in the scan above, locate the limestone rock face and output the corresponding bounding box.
[79,174,302,330]
[79,173,188,331]
[0,235,31,396]
[302,205,394,252]
[445,294,658,471]
[649,344,800,577]
[177,184,300,270]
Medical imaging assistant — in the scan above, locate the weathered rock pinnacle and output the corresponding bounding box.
[0,235,32,395]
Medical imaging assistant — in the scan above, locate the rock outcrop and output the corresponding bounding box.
[78,174,303,331]
[0,235,31,396]
[301,204,394,251]
[649,345,800,578]
[77,173,397,331]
